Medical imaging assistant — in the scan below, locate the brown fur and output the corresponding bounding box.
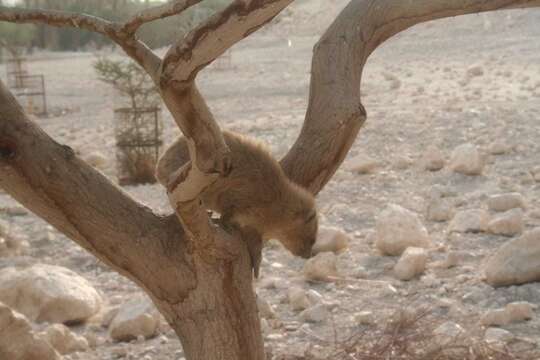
[156,130,318,258]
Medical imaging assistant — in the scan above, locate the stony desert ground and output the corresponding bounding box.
[1,1,540,359]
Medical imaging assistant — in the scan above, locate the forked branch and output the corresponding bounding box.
[281,0,540,195]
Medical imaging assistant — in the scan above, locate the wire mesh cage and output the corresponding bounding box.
[114,107,163,185]
[5,57,28,89]
[13,74,47,116]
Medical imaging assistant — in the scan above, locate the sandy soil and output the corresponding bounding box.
[1,1,540,359]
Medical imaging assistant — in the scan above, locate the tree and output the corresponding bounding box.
[1,1,539,359]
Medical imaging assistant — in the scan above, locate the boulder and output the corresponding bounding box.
[449,144,484,175]
[288,287,311,311]
[347,155,380,174]
[312,227,349,255]
[303,252,338,281]
[0,264,102,323]
[375,204,431,256]
[421,145,445,171]
[109,295,161,342]
[448,209,489,233]
[0,302,60,360]
[426,198,454,222]
[394,247,428,281]
[487,193,526,212]
[485,228,540,286]
[299,304,328,323]
[487,209,523,236]
[42,323,89,355]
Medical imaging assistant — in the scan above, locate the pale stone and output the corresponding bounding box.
[449,144,484,175]
[394,247,428,281]
[485,328,515,344]
[467,65,484,77]
[488,141,512,155]
[0,302,60,360]
[303,252,338,281]
[109,295,160,342]
[485,228,540,286]
[288,287,311,311]
[505,302,534,322]
[481,302,533,326]
[0,264,102,323]
[393,154,413,170]
[421,145,445,171]
[487,193,526,212]
[299,304,328,323]
[312,227,349,255]
[84,151,108,170]
[448,209,489,233]
[347,155,380,174]
[42,324,89,354]
[354,311,375,326]
[481,309,511,326]
[426,198,454,222]
[375,204,431,256]
[487,209,523,236]
[257,297,277,319]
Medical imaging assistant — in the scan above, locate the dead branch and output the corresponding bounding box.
[281,0,540,195]
[161,0,293,86]
[0,5,161,80]
[120,0,204,35]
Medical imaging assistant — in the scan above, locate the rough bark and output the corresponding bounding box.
[1,1,540,359]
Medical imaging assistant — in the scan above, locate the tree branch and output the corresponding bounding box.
[161,0,293,86]
[120,0,204,35]
[0,80,194,303]
[281,0,540,194]
[0,6,162,82]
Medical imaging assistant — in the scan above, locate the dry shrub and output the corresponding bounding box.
[276,307,536,360]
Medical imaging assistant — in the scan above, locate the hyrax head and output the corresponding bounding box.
[279,184,318,259]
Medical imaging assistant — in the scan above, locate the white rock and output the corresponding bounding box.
[0,302,60,360]
[481,302,533,326]
[109,295,161,342]
[421,145,445,171]
[288,287,311,311]
[433,321,465,346]
[487,209,523,236]
[488,141,511,155]
[426,198,454,222]
[347,155,380,174]
[449,144,485,175]
[299,304,328,323]
[467,65,484,77]
[312,227,349,255]
[505,302,534,322]
[484,327,515,344]
[448,209,489,233]
[485,228,540,286]
[394,247,428,281]
[488,193,526,212]
[0,264,102,323]
[393,154,413,170]
[375,204,431,256]
[354,311,375,326]
[303,252,338,281]
[481,309,511,326]
[42,324,89,354]
[257,297,276,319]
[84,151,108,170]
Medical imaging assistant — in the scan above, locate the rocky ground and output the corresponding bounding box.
[1,1,540,359]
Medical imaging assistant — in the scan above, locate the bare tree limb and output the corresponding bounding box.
[281,0,540,194]
[0,5,162,81]
[0,80,194,302]
[161,0,293,86]
[120,0,204,35]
